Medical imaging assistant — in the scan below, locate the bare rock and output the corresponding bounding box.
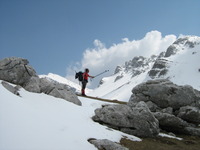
[88,139,129,150]
[177,106,200,124]
[0,57,37,86]
[129,79,200,110]
[1,81,20,96]
[40,77,82,106]
[93,101,159,137]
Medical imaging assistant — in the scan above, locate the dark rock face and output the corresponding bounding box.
[0,57,81,106]
[113,55,157,83]
[165,45,178,57]
[129,79,200,136]
[93,102,159,137]
[148,58,168,78]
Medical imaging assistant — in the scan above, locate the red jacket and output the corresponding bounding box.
[83,72,90,81]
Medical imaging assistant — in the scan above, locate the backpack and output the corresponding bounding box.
[75,71,83,81]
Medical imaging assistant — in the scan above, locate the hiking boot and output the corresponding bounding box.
[81,93,87,96]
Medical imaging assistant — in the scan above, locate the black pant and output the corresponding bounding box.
[82,80,87,90]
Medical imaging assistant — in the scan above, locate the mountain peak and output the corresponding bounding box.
[92,35,200,100]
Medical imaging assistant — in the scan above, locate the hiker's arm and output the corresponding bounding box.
[89,75,95,78]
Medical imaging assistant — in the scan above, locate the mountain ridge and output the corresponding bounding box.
[89,35,200,101]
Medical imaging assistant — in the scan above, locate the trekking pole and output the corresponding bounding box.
[94,70,109,78]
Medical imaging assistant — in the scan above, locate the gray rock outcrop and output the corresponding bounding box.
[0,57,37,86]
[93,79,200,137]
[0,57,81,106]
[1,81,21,96]
[129,79,200,110]
[88,139,129,150]
[92,101,159,137]
[129,79,200,136]
[40,77,81,106]
[177,106,200,124]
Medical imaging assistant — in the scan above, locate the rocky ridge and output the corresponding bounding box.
[149,36,200,80]
[0,57,81,106]
[96,36,200,101]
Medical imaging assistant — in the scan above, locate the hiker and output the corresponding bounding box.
[81,68,94,96]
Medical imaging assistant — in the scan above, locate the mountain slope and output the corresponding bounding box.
[149,36,200,89]
[0,80,139,150]
[90,36,200,101]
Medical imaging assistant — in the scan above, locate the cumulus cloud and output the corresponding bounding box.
[66,30,177,88]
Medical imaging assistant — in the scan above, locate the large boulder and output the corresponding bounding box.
[40,77,82,106]
[177,106,200,124]
[92,101,159,137]
[0,57,37,86]
[129,79,200,136]
[153,112,189,132]
[129,79,200,110]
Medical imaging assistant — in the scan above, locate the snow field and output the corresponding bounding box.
[0,81,140,150]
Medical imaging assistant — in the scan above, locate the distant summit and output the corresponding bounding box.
[91,35,200,101]
[149,36,200,88]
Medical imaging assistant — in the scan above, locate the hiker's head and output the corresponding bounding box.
[85,68,89,73]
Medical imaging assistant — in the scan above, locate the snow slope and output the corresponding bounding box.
[161,37,200,89]
[0,80,140,150]
[90,70,150,102]
[90,56,156,101]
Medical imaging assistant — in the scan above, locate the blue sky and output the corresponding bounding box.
[0,0,200,86]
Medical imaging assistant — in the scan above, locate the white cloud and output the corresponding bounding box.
[66,30,177,88]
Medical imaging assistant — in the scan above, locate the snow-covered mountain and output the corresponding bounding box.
[36,36,200,103]
[90,36,200,101]
[1,35,200,150]
[149,36,200,88]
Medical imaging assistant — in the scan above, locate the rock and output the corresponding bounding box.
[40,77,82,106]
[48,87,81,106]
[114,74,124,82]
[129,79,200,110]
[165,45,178,57]
[183,127,200,137]
[23,76,41,93]
[114,66,123,74]
[0,57,37,86]
[128,79,200,136]
[177,106,200,124]
[160,107,173,115]
[153,112,200,136]
[154,112,189,132]
[88,139,129,150]
[0,57,81,106]
[148,58,168,78]
[145,101,159,112]
[93,101,159,137]
[1,81,20,96]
